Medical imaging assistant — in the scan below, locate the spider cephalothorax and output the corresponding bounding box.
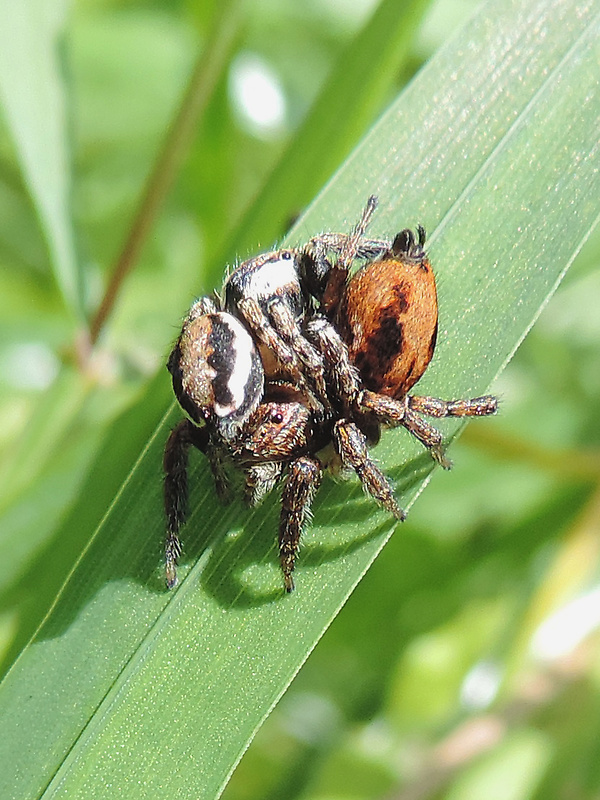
[163,197,498,591]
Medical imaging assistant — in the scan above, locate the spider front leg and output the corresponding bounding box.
[399,406,451,469]
[236,296,325,409]
[279,456,323,592]
[357,390,450,465]
[333,419,406,521]
[163,419,236,588]
[204,432,236,504]
[163,419,209,588]
[267,298,330,408]
[306,316,362,408]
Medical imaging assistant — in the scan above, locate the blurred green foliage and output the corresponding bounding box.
[0,0,599,799]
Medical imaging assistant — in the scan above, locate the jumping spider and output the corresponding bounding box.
[164,197,498,591]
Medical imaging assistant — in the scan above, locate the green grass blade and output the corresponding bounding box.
[220,0,430,262]
[0,1,599,799]
[0,0,81,319]
[0,370,173,675]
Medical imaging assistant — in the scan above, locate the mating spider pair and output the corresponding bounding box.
[164,197,497,591]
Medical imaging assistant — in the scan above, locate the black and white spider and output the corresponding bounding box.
[164,198,498,591]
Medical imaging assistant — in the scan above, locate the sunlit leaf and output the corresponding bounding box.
[0,1,598,799]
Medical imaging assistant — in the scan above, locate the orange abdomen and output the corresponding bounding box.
[335,253,438,398]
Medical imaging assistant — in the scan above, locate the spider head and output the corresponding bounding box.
[168,306,264,440]
[235,399,314,464]
[224,249,307,322]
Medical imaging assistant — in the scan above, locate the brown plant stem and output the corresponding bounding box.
[462,424,600,481]
[89,2,243,347]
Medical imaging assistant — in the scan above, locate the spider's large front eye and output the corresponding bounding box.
[169,310,264,439]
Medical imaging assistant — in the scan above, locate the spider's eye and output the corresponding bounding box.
[271,412,284,424]
[282,251,292,260]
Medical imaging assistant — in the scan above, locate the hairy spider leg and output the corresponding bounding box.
[305,316,362,409]
[163,418,234,587]
[164,420,204,587]
[360,391,498,468]
[266,298,330,410]
[408,395,498,418]
[321,195,379,313]
[279,456,323,592]
[333,419,406,520]
[236,295,325,411]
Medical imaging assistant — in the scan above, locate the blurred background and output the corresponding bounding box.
[1,1,599,798]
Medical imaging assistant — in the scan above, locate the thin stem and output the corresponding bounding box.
[462,424,600,480]
[89,1,243,346]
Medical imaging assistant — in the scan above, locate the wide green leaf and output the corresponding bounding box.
[0,0,599,798]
